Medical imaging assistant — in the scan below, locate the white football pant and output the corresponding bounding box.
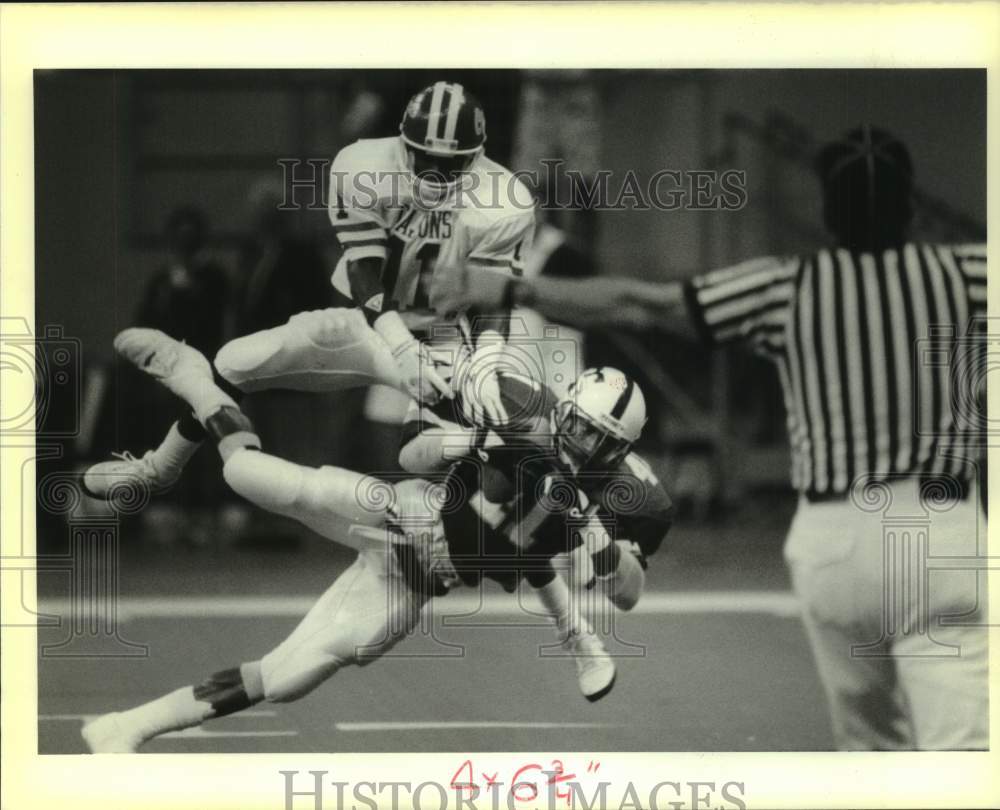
[221,449,438,702]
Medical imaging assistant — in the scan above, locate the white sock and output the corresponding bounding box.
[118,686,213,742]
[149,422,200,476]
[534,576,581,639]
[181,376,238,425]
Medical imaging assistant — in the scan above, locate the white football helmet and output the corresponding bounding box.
[553,367,647,471]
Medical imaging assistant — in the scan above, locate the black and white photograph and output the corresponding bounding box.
[1,4,996,810]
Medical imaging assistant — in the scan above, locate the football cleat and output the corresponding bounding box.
[601,545,646,612]
[81,712,145,754]
[562,622,616,702]
[115,328,211,391]
[114,328,234,419]
[83,450,179,500]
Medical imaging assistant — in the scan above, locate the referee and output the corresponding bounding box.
[434,126,988,750]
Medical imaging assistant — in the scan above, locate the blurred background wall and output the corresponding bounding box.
[34,69,985,542]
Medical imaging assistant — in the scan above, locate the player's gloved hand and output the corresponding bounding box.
[374,311,453,404]
[458,336,510,428]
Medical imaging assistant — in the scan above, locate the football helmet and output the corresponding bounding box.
[400,81,486,204]
[553,367,647,472]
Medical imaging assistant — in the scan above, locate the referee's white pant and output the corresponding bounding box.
[784,478,988,750]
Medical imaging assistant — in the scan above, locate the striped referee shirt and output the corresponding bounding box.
[684,243,987,497]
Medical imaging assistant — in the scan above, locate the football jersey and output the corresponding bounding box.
[328,136,536,333]
[401,371,674,589]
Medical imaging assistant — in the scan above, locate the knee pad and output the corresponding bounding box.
[603,550,645,612]
[301,465,375,525]
[214,332,284,383]
[290,307,367,349]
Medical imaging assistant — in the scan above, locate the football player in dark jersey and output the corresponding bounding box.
[82,329,669,752]
[399,364,673,620]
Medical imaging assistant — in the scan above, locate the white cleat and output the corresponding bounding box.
[114,327,235,420]
[563,624,616,702]
[114,328,213,397]
[83,450,179,499]
[81,712,144,753]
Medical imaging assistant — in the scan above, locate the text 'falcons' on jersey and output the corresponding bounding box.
[328,83,536,333]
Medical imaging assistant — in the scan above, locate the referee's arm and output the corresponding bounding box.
[433,258,796,345]
[523,276,697,337]
[433,269,697,339]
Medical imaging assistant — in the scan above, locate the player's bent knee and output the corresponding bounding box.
[214,331,285,385]
[302,466,389,527]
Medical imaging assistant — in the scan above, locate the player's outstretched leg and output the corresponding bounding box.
[86,309,403,500]
[114,328,239,421]
[82,411,205,499]
[82,547,428,753]
[83,328,240,499]
[81,663,265,753]
[529,570,616,702]
[113,328,409,543]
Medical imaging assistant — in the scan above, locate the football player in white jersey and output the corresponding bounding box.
[84,81,536,500]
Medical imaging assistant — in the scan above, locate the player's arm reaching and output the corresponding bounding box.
[433,263,696,339]
[433,254,803,352]
[397,399,488,474]
[398,368,550,475]
[329,152,452,405]
[449,209,535,427]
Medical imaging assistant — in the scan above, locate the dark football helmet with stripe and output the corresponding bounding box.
[554,367,648,472]
[400,81,487,204]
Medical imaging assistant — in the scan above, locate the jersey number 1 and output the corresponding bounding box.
[385,236,440,309]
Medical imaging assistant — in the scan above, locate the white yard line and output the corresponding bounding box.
[40,711,277,721]
[37,591,799,620]
[159,728,297,739]
[336,721,620,731]
[42,713,296,740]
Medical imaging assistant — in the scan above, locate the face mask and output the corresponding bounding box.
[553,402,631,473]
[405,146,476,206]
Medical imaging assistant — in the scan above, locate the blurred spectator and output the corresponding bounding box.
[236,182,332,335]
[136,206,230,354]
